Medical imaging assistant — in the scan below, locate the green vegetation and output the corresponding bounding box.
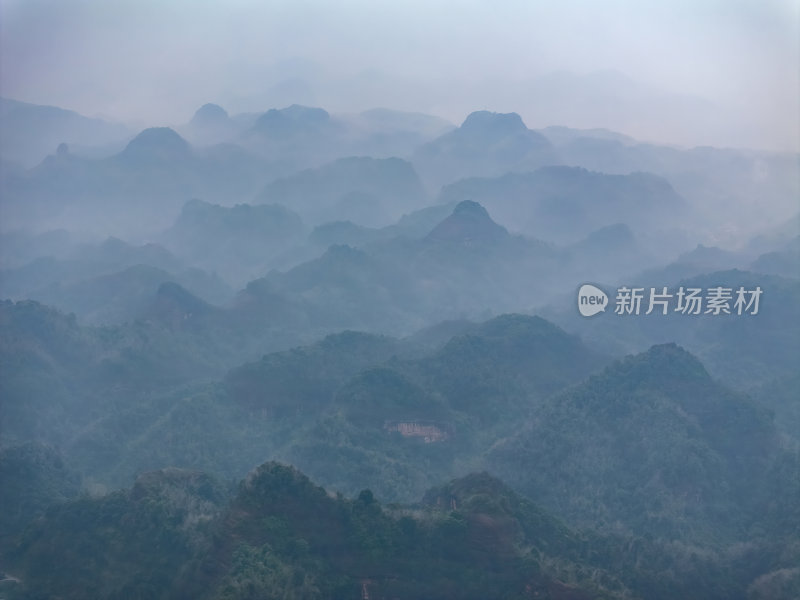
[488,343,782,543]
[0,302,796,599]
[1,463,627,600]
[1,87,798,600]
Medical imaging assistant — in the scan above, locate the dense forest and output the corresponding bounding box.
[1,33,799,597]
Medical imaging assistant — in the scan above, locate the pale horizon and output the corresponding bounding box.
[1,0,798,152]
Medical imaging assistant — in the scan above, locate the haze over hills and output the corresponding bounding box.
[488,343,781,539]
[412,109,558,190]
[0,97,131,168]
[0,196,672,329]
[1,124,273,235]
[0,92,798,600]
[438,165,687,250]
[2,0,798,595]
[2,100,795,247]
[1,313,796,598]
[543,270,800,393]
[257,155,429,227]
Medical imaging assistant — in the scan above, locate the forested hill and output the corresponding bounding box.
[0,460,763,600]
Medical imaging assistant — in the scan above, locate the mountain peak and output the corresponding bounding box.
[425,200,508,244]
[460,110,527,136]
[190,103,229,126]
[475,313,567,339]
[145,281,214,327]
[599,342,712,396]
[639,342,710,378]
[453,199,490,217]
[574,223,636,253]
[252,104,330,136]
[120,127,191,162]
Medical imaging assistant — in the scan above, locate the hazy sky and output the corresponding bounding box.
[1,0,798,150]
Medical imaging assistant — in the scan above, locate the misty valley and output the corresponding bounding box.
[0,97,798,600]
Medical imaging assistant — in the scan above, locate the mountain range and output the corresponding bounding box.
[1,96,798,599]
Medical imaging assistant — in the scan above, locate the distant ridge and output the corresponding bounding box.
[190,103,229,126]
[425,200,508,244]
[252,104,330,136]
[117,127,192,163]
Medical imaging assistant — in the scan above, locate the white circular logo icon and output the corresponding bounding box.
[578,284,608,317]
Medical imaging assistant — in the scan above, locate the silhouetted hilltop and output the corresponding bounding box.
[252,104,331,137]
[189,102,229,126]
[258,155,427,226]
[574,222,635,251]
[439,166,685,246]
[146,280,217,325]
[564,222,650,280]
[413,110,558,188]
[181,103,236,145]
[425,200,508,244]
[0,97,129,167]
[420,313,606,407]
[459,109,528,137]
[750,236,800,279]
[167,198,304,254]
[117,126,192,164]
[1,236,182,298]
[27,264,198,325]
[489,342,780,542]
[224,329,402,415]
